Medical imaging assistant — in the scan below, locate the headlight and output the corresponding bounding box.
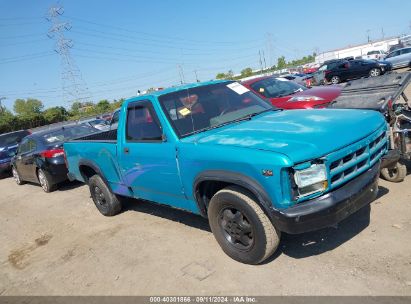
[288,96,325,102]
[293,164,328,198]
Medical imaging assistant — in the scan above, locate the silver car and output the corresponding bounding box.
[384,47,411,69]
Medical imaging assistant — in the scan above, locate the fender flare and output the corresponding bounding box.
[193,170,274,218]
[78,159,111,190]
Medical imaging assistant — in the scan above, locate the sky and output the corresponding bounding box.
[0,0,410,110]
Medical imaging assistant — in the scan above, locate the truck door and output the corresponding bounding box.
[118,101,189,210]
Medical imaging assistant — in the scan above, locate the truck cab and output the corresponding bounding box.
[64,80,388,264]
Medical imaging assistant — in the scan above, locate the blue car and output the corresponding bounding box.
[0,130,31,176]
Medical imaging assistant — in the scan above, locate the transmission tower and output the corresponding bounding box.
[46,5,91,104]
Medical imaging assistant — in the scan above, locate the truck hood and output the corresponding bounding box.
[186,109,385,163]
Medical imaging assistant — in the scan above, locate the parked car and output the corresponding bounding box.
[316,59,391,84]
[384,47,411,69]
[279,73,313,87]
[0,130,31,176]
[64,80,387,264]
[108,108,120,130]
[363,50,386,60]
[242,76,341,109]
[11,124,99,192]
[81,118,110,131]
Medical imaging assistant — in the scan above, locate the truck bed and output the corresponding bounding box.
[72,128,117,142]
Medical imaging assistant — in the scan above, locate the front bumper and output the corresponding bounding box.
[272,161,380,234]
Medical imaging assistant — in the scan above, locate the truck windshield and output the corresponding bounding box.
[159,81,274,137]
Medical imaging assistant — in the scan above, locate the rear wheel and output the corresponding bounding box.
[37,169,56,193]
[369,68,381,77]
[89,174,122,216]
[380,161,407,183]
[330,76,340,84]
[12,166,24,185]
[208,186,280,264]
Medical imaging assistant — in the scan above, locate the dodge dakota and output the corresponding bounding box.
[64,80,388,264]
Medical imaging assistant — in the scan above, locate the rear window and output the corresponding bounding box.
[41,125,98,144]
[0,130,30,148]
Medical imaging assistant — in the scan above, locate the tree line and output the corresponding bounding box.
[216,54,316,80]
[0,98,123,134]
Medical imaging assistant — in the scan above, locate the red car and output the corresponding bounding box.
[242,76,341,109]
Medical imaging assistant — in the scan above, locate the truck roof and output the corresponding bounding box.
[125,79,230,103]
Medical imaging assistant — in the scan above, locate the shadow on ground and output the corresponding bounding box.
[121,185,391,263]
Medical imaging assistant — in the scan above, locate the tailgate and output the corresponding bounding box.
[329,72,411,112]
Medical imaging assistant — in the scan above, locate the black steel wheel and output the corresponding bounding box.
[208,186,280,264]
[88,174,122,216]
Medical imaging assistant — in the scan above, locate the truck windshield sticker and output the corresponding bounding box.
[178,107,191,116]
[227,82,250,95]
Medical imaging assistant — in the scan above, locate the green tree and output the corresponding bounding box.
[277,56,287,69]
[216,73,227,79]
[240,67,253,77]
[43,106,68,123]
[13,98,43,117]
[95,99,111,113]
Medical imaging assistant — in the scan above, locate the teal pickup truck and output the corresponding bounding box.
[64,80,388,264]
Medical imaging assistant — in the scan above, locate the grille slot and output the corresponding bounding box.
[327,129,387,188]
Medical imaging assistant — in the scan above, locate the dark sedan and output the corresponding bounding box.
[11,124,99,192]
[316,59,392,84]
[0,130,31,176]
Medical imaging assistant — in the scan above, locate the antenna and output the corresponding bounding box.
[46,4,91,104]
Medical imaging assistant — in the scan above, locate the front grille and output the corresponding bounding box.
[327,126,388,189]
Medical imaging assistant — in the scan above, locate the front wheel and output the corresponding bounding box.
[369,68,381,77]
[12,166,24,185]
[380,162,407,183]
[330,76,340,84]
[208,186,280,264]
[89,175,122,216]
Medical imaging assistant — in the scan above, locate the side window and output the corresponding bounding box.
[28,139,37,152]
[126,103,162,142]
[111,111,119,124]
[400,48,411,55]
[18,139,30,154]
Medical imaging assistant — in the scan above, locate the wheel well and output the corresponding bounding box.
[196,180,258,216]
[79,165,97,183]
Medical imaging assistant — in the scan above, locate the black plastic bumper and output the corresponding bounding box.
[272,162,380,234]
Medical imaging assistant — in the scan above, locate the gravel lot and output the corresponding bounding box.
[1,69,411,296]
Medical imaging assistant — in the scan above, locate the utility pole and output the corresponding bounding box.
[367,29,371,43]
[46,5,91,104]
[262,50,267,71]
[258,50,263,74]
[381,27,385,39]
[266,33,274,67]
[194,70,199,82]
[177,64,185,84]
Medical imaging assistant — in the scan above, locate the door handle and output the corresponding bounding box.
[124,147,129,154]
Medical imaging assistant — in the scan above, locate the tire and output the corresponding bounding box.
[380,162,407,183]
[12,166,24,185]
[208,186,280,264]
[88,174,122,216]
[37,168,56,193]
[369,68,381,77]
[330,76,340,84]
